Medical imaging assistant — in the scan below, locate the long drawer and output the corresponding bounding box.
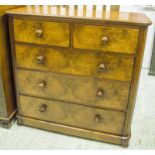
[20,95,125,135]
[15,45,134,82]
[73,24,139,54]
[18,69,130,111]
[13,19,70,47]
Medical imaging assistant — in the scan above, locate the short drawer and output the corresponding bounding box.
[18,69,130,111]
[15,45,134,82]
[20,95,125,135]
[13,19,70,47]
[73,24,139,54]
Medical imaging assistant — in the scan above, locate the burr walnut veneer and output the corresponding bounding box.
[6,6,151,147]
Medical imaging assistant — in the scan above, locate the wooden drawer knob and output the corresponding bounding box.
[96,89,105,97]
[36,55,45,64]
[38,81,46,88]
[101,36,109,43]
[95,114,102,122]
[35,29,43,38]
[98,63,106,72]
[39,104,47,112]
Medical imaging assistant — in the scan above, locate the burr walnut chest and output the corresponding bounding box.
[6,6,151,147]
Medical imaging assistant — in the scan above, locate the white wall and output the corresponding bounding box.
[120,5,155,69]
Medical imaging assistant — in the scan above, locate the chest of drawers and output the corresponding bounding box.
[7,6,151,147]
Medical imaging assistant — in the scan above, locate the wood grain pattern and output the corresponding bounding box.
[18,69,130,111]
[73,24,139,54]
[14,19,70,47]
[20,95,125,135]
[15,45,134,82]
[7,5,151,146]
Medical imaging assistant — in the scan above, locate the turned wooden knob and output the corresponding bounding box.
[101,36,109,43]
[38,81,46,88]
[35,29,43,38]
[36,55,45,64]
[39,104,47,112]
[98,63,106,72]
[96,89,105,97]
[95,114,102,122]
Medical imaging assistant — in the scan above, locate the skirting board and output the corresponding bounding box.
[17,115,130,147]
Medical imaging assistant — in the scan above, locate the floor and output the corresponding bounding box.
[0,69,155,150]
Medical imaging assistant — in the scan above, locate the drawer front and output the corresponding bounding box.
[18,70,130,111]
[16,45,134,82]
[13,19,70,47]
[20,95,125,135]
[73,24,139,54]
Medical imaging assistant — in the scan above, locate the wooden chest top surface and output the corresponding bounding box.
[6,5,151,27]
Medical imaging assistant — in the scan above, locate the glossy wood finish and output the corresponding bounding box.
[74,24,139,54]
[14,19,70,47]
[15,44,134,82]
[18,69,130,111]
[0,6,22,128]
[7,5,151,147]
[20,95,125,135]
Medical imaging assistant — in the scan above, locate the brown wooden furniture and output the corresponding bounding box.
[0,6,22,128]
[6,5,151,147]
